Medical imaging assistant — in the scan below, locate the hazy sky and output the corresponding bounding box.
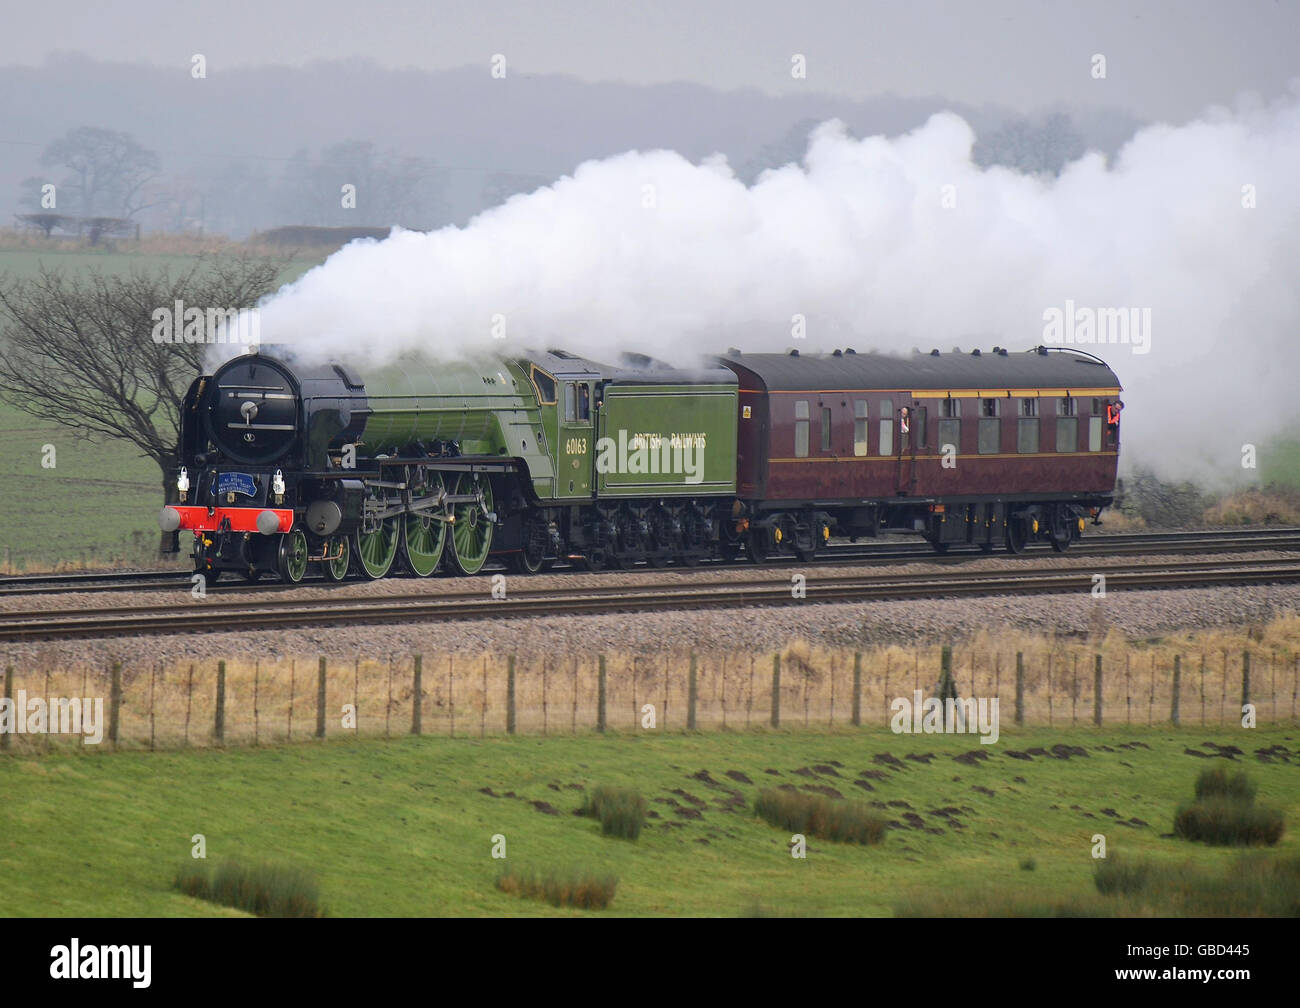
[5,0,1297,120]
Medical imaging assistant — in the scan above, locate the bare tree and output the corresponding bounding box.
[40,126,164,220]
[0,255,284,547]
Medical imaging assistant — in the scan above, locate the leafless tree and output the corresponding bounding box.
[39,126,164,220]
[0,255,284,547]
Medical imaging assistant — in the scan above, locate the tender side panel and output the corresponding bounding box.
[596,383,738,496]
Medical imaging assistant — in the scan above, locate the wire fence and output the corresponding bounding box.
[2,642,1296,753]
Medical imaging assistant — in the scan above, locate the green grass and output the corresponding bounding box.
[1260,436,1300,490]
[1,726,1296,916]
[173,858,326,917]
[580,784,648,840]
[496,865,618,909]
[754,787,886,844]
[0,400,174,571]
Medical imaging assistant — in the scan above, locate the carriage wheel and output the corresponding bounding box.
[401,474,447,577]
[446,474,494,575]
[1048,506,1073,553]
[1005,516,1028,555]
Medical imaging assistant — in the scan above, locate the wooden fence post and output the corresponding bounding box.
[687,651,698,730]
[185,663,194,745]
[1014,652,1024,726]
[315,657,327,739]
[212,660,224,746]
[770,654,781,728]
[411,655,423,736]
[1092,654,1103,726]
[506,655,516,735]
[597,655,607,733]
[851,652,862,727]
[937,646,955,701]
[1171,654,1181,726]
[1,666,11,751]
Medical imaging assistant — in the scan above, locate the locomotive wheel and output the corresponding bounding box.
[322,535,350,582]
[352,518,399,579]
[747,528,769,564]
[446,474,494,576]
[401,475,447,577]
[276,529,309,584]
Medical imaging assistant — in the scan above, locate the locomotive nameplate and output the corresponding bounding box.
[217,472,258,497]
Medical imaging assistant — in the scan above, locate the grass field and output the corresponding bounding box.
[0,242,325,572]
[1,726,1295,916]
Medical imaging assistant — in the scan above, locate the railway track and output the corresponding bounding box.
[3,554,1299,642]
[2,526,1299,599]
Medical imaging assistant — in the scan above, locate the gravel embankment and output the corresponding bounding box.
[2,551,1298,671]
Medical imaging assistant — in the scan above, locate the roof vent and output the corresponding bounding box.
[845,347,856,355]
[832,348,843,357]
[992,346,1001,354]
[1036,346,1049,356]
[727,347,741,355]
[971,348,981,356]
[788,348,800,357]
[930,348,940,356]
[997,347,1008,356]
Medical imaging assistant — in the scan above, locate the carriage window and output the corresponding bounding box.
[938,419,961,457]
[981,398,1000,418]
[1088,415,1103,452]
[577,383,591,421]
[795,400,809,458]
[978,417,1000,454]
[1019,397,1038,417]
[821,407,832,452]
[942,398,961,418]
[1059,396,1077,417]
[1018,417,1040,453]
[878,399,893,456]
[853,400,868,456]
[1056,416,1078,453]
[912,406,926,447]
[564,383,577,421]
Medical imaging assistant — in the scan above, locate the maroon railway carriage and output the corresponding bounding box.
[717,346,1122,559]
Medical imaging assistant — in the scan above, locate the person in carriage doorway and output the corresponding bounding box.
[1105,399,1123,446]
[899,405,911,450]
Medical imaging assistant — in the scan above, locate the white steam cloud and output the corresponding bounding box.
[255,88,1300,484]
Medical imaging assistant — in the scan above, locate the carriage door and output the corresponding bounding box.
[894,400,926,494]
[559,380,593,497]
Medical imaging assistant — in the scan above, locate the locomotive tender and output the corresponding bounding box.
[160,345,1122,583]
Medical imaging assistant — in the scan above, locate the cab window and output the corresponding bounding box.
[529,365,557,405]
